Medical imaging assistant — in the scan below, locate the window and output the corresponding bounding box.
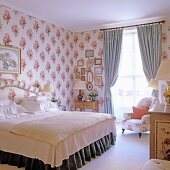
[111,28,151,121]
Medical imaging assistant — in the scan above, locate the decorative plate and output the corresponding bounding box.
[86,82,93,91]
[86,59,93,68]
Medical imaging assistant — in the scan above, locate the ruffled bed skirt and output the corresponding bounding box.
[0,132,116,170]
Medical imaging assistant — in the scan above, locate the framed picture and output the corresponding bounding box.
[75,72,80,78]
[81,68,85,75]
[77,59,84,67]
[0,45,21,74]
[86,82,93,91]
[94,67,103,75]
[81,76,85,81]
[94,58,102,65]
[85,50,94,58]
[86,59,93,68]
[87,70,93,82]
[94,76,102,86]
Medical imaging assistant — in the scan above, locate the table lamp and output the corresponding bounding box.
[148,79,158,89]
[74,79,86,101]
[155,59,170,112]
[148,79,158,98]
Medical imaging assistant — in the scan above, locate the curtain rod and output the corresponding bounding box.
[100,20,165,31]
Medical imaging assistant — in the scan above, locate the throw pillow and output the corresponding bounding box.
[132,106,148,119]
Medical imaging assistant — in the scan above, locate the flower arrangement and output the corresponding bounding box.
[89,90,98,101]
[163,88,170,104]
[163,90,170,97]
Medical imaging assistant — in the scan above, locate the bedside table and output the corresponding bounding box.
[74,100,99,112]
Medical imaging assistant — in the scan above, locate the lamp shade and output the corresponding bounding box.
[74,79,86,90]
[42,84,54,92]
[155,59,170,81]
[148,79,158,89]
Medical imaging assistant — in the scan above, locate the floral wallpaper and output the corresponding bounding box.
[0,5,74,111]
[2,4,169,112]
[0,5,106,113]
[162,20,170,60]
[73,31,105,112]
[157,20,170,103]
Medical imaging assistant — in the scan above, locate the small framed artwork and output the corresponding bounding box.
[94,76,102,86]
[77,59,84,67]
[86,82,93,91]
[86,59,93,68]
[87,70,93,82]
[75,72,80,78]
[81,76,85,81]
[85,50,94,58]
[94,58,102,65]
[94,67,103,75]
[0,45,21,74]
[81,68,85,75]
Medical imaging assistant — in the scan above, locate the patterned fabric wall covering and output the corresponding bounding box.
[0,5,74,111]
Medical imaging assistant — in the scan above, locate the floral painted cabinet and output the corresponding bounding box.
[149,111,170,160]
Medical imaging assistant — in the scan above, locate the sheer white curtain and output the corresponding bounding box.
[111,29,151,121]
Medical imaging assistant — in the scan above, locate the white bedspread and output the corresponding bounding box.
[10,112,114,145]
[0,111,116,167]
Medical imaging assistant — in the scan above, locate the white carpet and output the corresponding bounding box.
[0,123,149,170]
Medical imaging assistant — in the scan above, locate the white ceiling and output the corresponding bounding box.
[0,0,170,32]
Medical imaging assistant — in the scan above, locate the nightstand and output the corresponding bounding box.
[74,100,99,112]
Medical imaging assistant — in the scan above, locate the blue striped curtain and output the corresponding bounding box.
[137,23,162,97]
[137,23,162,81]
[103,29,123,115]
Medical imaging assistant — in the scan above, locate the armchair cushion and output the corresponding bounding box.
[123,113,133,120]
[141,114,150,124]
[132,106,148,119]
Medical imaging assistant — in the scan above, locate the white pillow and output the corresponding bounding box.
[36,95,48,101]
[0,102,29,119]
[0,111,5,119]
[0,99,13,106]
[20,99,53,112]
[27,95,48,101]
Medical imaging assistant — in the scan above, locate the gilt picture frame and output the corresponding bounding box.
[85,50,94,58]
[0,45,21,74]
[77,59,84,67]
[81,68,85,75]
[94,66,103,75]
[94,76,102,86]
[94,58,102,65]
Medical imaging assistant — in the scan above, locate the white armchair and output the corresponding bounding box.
[121,97,159,138]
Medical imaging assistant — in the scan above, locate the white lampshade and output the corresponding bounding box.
[148,79,158,89]
[155,60,170,81]
[74,79,86,90]
[42,84,54,92]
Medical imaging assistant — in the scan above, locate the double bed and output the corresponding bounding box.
[0,80,116,170]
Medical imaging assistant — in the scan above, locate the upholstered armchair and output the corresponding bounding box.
[121,97,159,138]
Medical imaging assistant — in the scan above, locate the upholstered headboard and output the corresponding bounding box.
[0,79,41,102]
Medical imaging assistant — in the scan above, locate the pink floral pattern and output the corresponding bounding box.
[12,24,19,36]
[0,5,105,112]
[3,10,11,24]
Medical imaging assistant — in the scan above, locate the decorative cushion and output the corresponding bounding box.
[132,106,148,119]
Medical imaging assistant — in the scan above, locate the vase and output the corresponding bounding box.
[92,97,96,101]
